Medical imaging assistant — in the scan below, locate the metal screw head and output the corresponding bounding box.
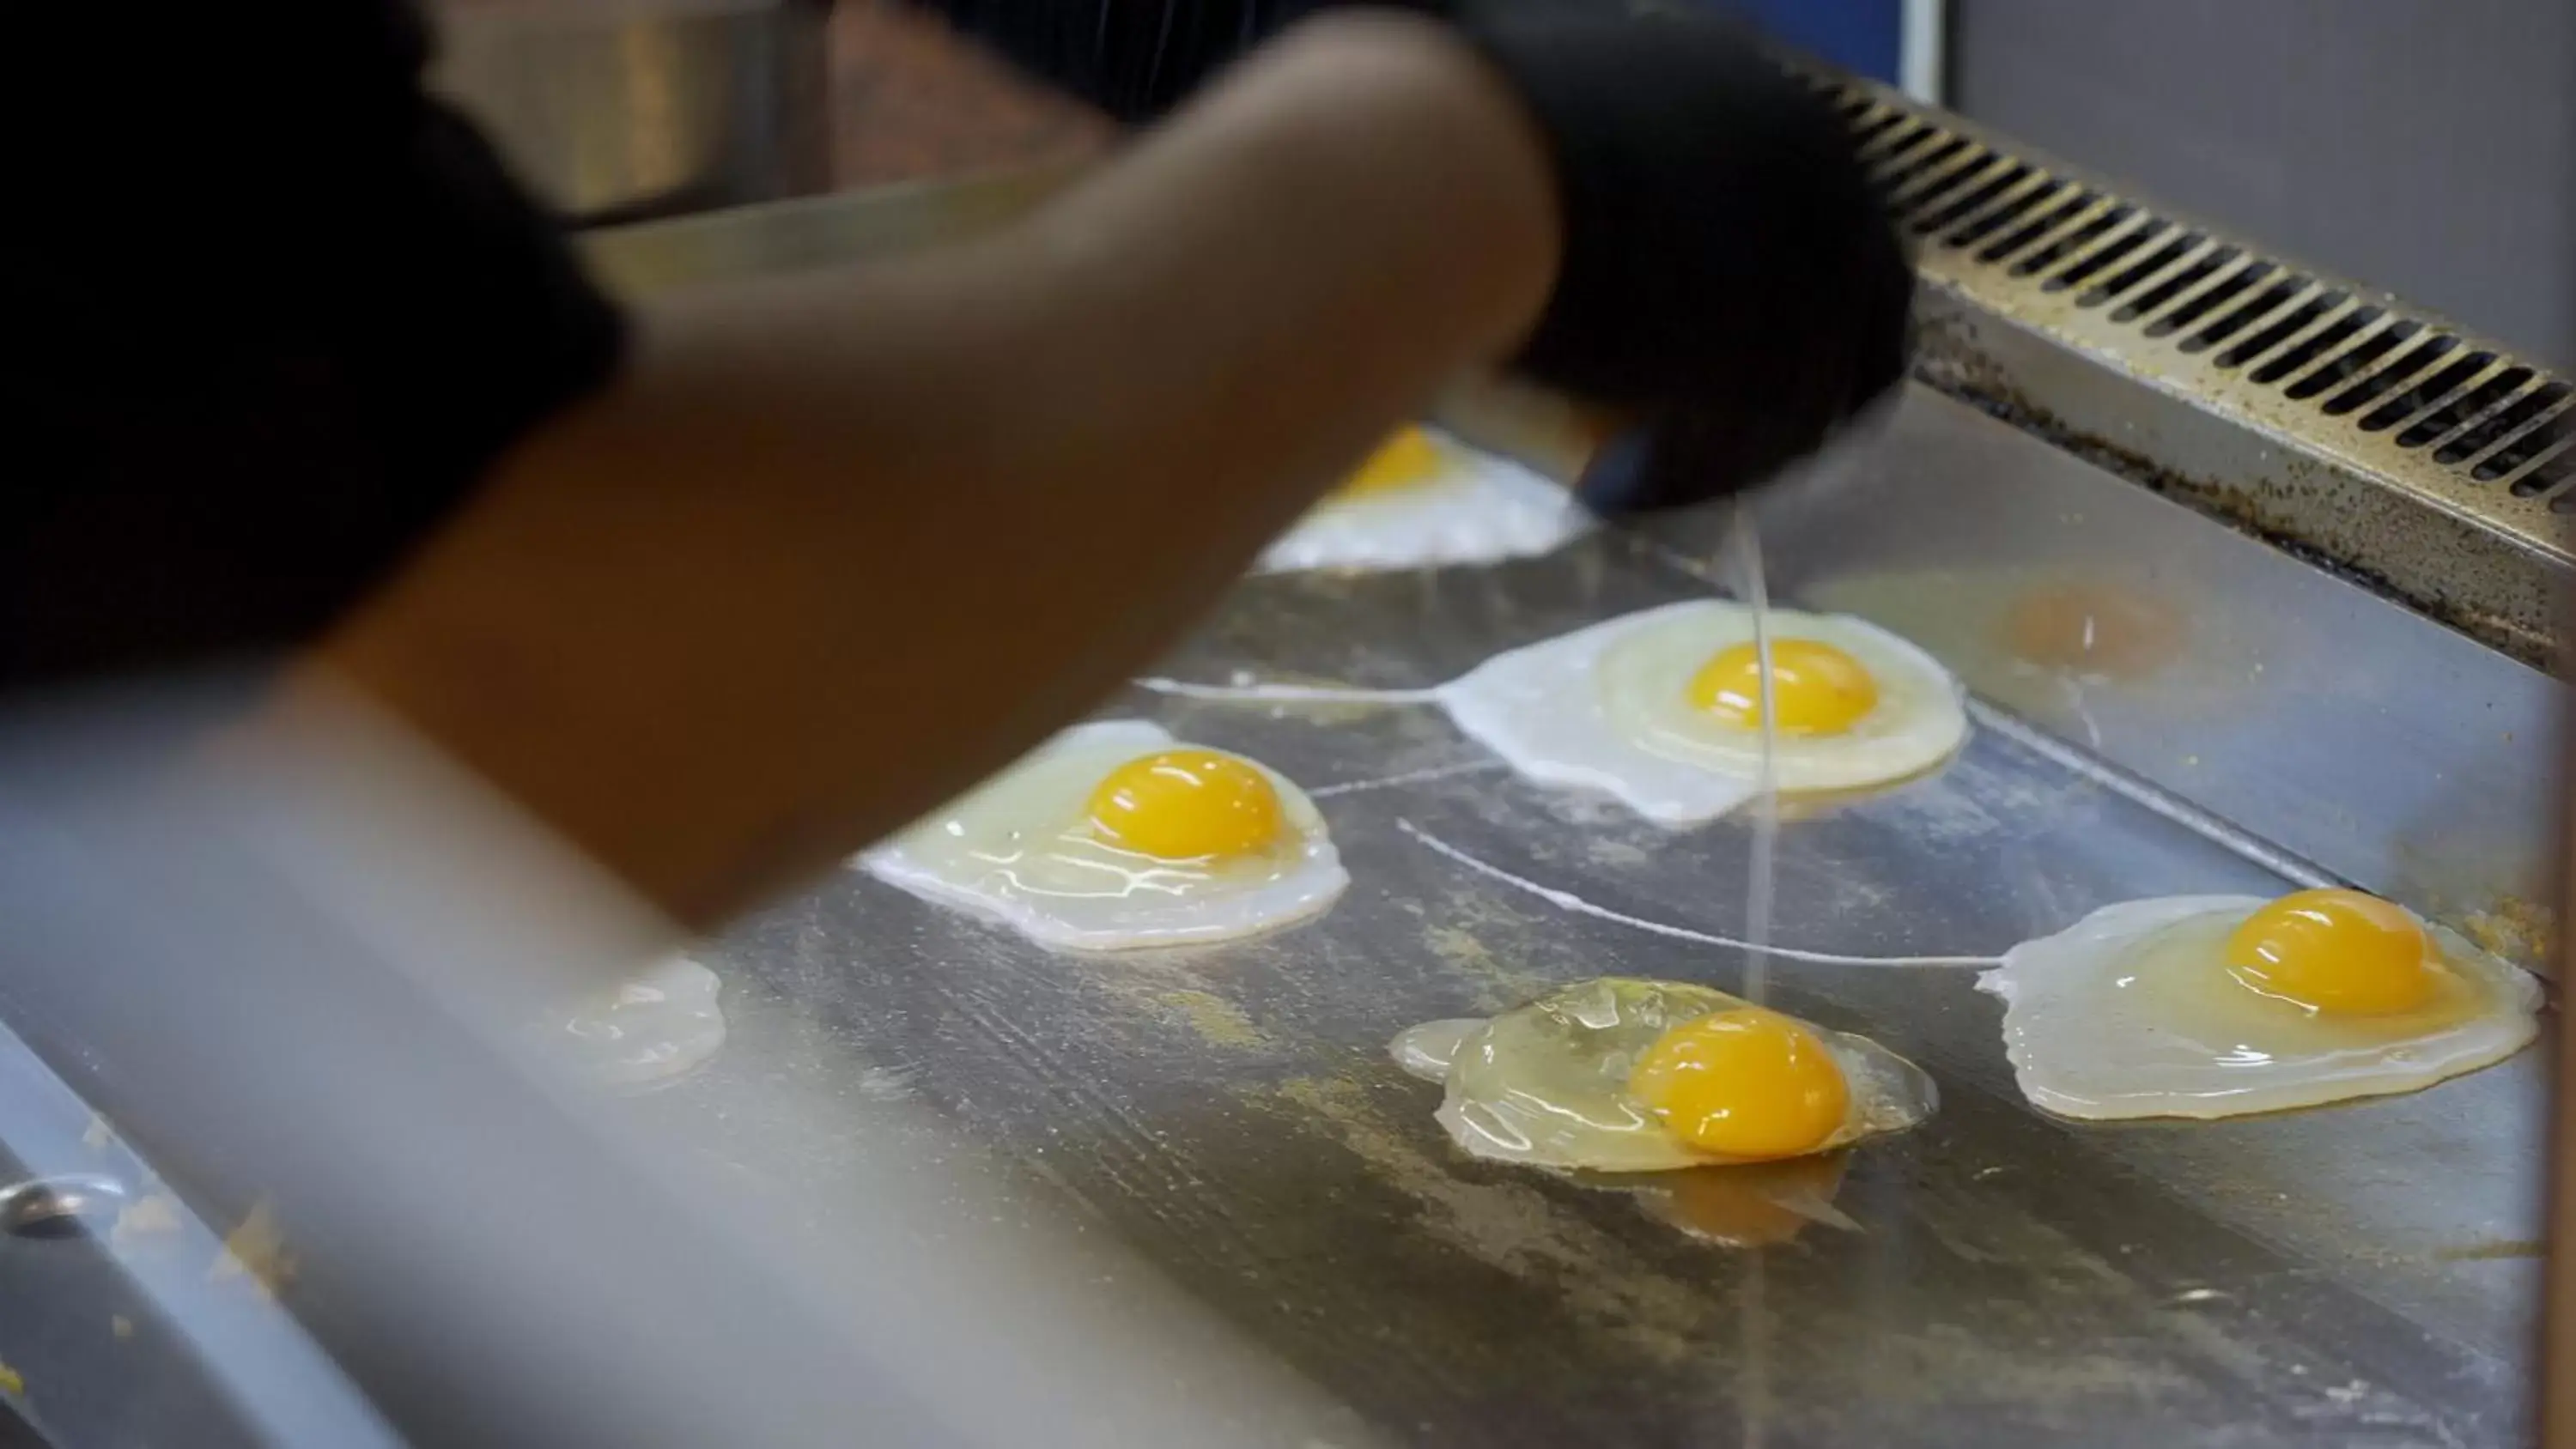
[0,1173,131,1239]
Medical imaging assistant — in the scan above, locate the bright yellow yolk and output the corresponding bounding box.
[2223,888,2435,1016]
[1086,750,1285,861]
[1686,639,1880,736]
[1333,427,1446,499]
[1627,1009,1850,1161]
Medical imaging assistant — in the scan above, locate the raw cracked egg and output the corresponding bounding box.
[864,720,1346,951]
[1392,977,1937,1172]
[544,954,727,1093]
[1981,888,2541,1120]
[1439,600,1968,823]
[1258,425,1588,573]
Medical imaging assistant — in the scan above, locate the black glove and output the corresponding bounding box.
[933,0,1907,509]
[928,1,1425,124]
[1449,2,1912,512]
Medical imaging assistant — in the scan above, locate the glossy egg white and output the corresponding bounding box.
[1981,894,2542,1120]
[1257,429,1587,573]
[863,720,1346,951]
[546,954,727,1092]
[1438,600,1969,824]
[1392,977,1938,1172]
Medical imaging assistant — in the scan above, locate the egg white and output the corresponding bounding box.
[862,720,1346,952]
[1980,894,2542,1121]
[1438,600,1969,825]
[1392,977,1939,1172]
[547,954,727,1093]
[1257,430,1587,573]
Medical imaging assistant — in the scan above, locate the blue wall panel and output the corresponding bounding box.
[1719,0,1903,84]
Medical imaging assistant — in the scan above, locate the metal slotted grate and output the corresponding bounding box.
[1809,78,2571,661]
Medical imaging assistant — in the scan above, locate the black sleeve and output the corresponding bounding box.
[2,2,623,694]
[916,0,1429,123]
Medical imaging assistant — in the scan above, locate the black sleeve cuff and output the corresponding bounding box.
[921,0,1438,123]
[3,4,625,693]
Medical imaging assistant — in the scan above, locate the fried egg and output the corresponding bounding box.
[547,954,727,1092]
[1438,600,1968,824]
[1981,889,2542,1120]
[1257,425,1587,573]
[1393,977,1937,1171]
[865,720,1346,951]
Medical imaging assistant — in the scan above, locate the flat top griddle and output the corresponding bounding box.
[613,385,2548,1448]
[3,97,2561,1442]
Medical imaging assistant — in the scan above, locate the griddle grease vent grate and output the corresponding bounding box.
[1825,84,2576,512]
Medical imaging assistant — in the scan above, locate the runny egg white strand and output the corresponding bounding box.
[1725,501,1782,1006]
[1722,503,1780,1449]
[1133,677,1440,706]
[1395,819,2004,970]
[1139,599,1969,828]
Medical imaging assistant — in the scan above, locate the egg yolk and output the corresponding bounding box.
[1334,427,1446,499]
[1086,750,1285,861]
[1628,1009,1850,1160]
[2223,888,2436,1016]
[1686,639,1880,736]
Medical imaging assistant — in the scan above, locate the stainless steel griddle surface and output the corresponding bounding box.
[628,390,2546,1448]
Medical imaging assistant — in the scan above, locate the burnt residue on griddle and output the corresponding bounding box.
[1908,349,2557,672]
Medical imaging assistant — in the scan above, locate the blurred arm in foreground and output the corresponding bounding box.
[0,6,1905,1440]
[316,10,1564,927]
[11,1,1905,932]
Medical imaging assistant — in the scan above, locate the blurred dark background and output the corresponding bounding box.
[815,0,2573,365]
[1946,0,2574,369]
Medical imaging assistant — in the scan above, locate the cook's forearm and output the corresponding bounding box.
[317,13,1556,925]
